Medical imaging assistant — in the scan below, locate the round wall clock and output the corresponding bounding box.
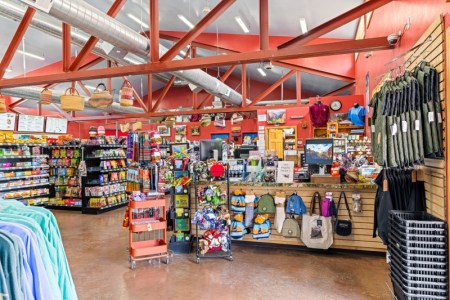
[330,99,342,111]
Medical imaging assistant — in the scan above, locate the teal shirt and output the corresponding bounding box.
[0,260,8,299]
[0,231,25,300]
[0,204,77,299]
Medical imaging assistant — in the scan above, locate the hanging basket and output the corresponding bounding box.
[88,83,113,108]
[0,94,6,113]
[120,80,134,107]
[60,87,84,111]
[40,88,53,105]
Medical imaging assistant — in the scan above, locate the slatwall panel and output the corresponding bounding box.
[191,183,386,253]
[405,17,447,221]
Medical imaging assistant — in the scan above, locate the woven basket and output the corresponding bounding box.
[0,95,6,113]
[60,87,84,111]
[40,88,53,105]
[120,80,134,107]
[88,83,113,108]
[132,121,142,131]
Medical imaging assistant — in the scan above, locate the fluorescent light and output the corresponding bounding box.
[84,85,96,90]
[127,13,149,29]
[235,16,249,33]
[17,50,45,61]
[5,68,12,73]
[257,68,266,77]
[299,18,308,34]
[177,14,194,29]
[123,56,143,65]
[180,50,186,56]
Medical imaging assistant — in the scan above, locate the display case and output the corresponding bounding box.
[0,143,50,206]
[82,143,128,214]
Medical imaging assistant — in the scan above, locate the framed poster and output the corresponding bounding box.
[157,125,171,137]
[0,113,16,131]
[191,126,200,136]
[211,133,229,142]
[45,117,68,133]
[171,143,188,156]
[267,109,286,124]
[17,114,45,132]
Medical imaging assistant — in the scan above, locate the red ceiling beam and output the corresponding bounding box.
[147,74,153,111]
[150,0,159,62]
[51,103,74,121]
[296,71,301,104]
[9,98,27,109]
[241,64,247,106]
[321,82,355,97]
[160,0,236,62]
[249,70,295,106]
[62,23,71,72]
[259,0,269,50]
[0,37,393,88]
[152,76,176,112]
[0,7,35,79]
[68,0,127,71]
[77,81,91,96]
[161,33,355,82]
[79,57,104,70]
[278,0,392,49]
[195,64,237,109]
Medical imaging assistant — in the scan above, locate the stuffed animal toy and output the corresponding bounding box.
[217,205,231,225]
[199,239,210,255]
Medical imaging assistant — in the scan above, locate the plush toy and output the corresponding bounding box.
[199,239,210,255]
[217,205,231,225]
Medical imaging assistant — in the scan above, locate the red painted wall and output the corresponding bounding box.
[355,0,450,102]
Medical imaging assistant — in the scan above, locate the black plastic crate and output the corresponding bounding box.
[389,247,448,269]
[390,266,448,289]
[391,221,447,236]
[391,226,446,244]
[390,255,448,277]
[390,211,446,229]
[390,229,447,250]
[390,242,447,256]
[389,245,448,264]
[391,272,448,299]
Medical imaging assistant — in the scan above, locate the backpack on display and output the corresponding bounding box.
[258,194,275,214]
[253,219,271,240]
[230,219,246,240]
[285,192,307,215]
[281,217,300,238]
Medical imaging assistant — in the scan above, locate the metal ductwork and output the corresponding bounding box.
[0,0,184,86]
[1,86,146,114]
[21,0,249,106]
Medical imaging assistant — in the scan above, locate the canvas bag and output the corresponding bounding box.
[282,217,300,238]
[334,191,352,236]
[258,194,275,214]
[301,192,333,249]
[285,192,307,215]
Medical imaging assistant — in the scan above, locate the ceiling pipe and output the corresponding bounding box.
[1,86,145,114]
[19,0,250,106]
[0,0,185,86]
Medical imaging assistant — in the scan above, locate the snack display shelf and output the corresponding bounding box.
[0,165,50,171]
[2,193,50,201]
[0,174,49,181]
[0,182,50,191]
[21,198,50,206]
[54,184,79,187]
[0,154,48,159]
[87,167,128,173]
[85,156,127,160]
[48,166,77,169]
[83,200,129,214]
[47,145,80,149]
[0,143,47,147]
[45,204,82,211]
[85,180,127,186]
[83,144,126,148]
[85,191,127,198]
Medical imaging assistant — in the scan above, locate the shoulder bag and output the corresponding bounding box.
[334,191,352,236]
[301,191,333,249]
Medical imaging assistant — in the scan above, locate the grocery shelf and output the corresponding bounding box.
[85,156,127,160]
[46,204,82,211]
[82,201,128,215]
[85,191,127,198]
[0,182,50,191]
[83,144,126,148]
[0,154,48,159]
[47,145,80,149]
[2,193,50,201]
[85,179,127,186]
[0,143,47,147]
[0,165,50,171]
[87,167,128,173]
[0,174,49,181]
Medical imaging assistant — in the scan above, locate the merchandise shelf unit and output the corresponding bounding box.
[128,194,169,269]
[0,143,50,206]
[193,165,233,264]
[45,144,82,210]
[313,125,364,138]
[81,144,128,214]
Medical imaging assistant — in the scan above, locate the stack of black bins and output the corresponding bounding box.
[389,211,448,300]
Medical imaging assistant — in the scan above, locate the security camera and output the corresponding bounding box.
[387,33,401,45]
[263,61,273,70]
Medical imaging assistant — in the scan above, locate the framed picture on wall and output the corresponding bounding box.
[211,133,229,142]
[175,125,187,135]
[191,126,200,136]
[171,143,188,155]
[267,109,286,124]
[157,125,171,137]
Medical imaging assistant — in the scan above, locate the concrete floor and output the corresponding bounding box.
[53,209,392,300]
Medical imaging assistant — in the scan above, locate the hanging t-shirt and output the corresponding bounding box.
[309,103,330,127]
[348,106,366,126]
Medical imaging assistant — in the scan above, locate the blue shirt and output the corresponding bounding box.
[348,106,366,126]
[0,222,54,300]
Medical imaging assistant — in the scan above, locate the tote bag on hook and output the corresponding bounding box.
[301,191,333,249]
